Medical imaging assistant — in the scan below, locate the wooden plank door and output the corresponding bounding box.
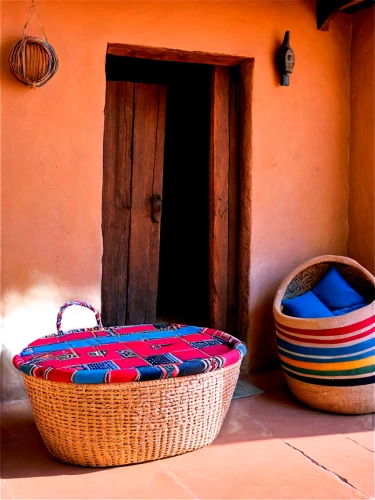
[209,66,241,335]
[102,81,167,326]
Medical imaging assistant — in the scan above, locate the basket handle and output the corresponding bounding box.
[56,301,103,334]
[23,0,49,43]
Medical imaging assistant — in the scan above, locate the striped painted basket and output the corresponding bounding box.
[273,255,375,414]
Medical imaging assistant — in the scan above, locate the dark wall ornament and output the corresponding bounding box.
[277,31,295,87]
[8,0,58,89]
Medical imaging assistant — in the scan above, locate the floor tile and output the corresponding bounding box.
[1,374,373,500]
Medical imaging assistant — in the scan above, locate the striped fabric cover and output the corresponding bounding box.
[13,323,247,384]
[13,302,247,384]
[275,315,375,387]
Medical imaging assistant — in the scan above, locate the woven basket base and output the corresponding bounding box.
[285,374,375,415]
[23,361,240,467]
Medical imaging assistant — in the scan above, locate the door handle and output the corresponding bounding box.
[151,195,162,223]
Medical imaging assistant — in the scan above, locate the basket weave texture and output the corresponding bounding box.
[22,360,240,467]
[273,255,375,415]
[9,36,58,88]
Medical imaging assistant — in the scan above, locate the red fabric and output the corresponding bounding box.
[201,345,233,356]
[47,368,77,383]
[274,315,374,336]
[108,368,139,383]
[277,327,375,344]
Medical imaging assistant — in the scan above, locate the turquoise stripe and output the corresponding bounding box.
[33,342,70,353]
[175,326,202,336]
[141,330,181,340]
[277,336,375,357]
[67,338,100,348]
[117,333,143,342]
[96,336,121,345]
[279,347,375,364]
[73,369,107,383]
[20,364,33,376]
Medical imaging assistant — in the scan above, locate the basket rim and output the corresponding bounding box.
[21,359,242,389]
[273,255,375,328]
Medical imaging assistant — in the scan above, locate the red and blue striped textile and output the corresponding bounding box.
[275,315,375,387]
[13,324,247,384]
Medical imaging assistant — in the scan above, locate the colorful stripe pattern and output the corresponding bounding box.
[13,324,247,384]
[275,315,375,386]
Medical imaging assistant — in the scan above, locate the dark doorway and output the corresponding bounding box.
[105,56,211,327]
[157,64,211,325]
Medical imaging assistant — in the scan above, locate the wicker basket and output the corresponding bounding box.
[9,36,58,88]
[8,4,58,89]
[22,360,239,467]
[15,301,244,467]
[273,255,375,415]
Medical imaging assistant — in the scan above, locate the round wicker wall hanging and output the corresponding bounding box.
[8,0,58,89]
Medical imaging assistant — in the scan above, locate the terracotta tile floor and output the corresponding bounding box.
[1,369,374,499]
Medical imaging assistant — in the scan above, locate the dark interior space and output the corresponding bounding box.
[106,55,211,326]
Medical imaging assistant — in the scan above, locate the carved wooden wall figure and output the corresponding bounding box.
[277,31,295,86]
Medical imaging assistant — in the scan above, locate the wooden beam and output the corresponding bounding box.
[226,67,241,336]
[238,59,254,356]
[107,43,246,66]
[209,66,230,332]
[317,0,365,31]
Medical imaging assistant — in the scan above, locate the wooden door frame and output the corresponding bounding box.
[102,81,167,326]
[105,43,253,349]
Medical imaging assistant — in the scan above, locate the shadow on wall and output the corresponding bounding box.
[1,348,28,402]
[1,37,20,86]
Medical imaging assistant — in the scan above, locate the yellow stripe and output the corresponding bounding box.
[278,353,375,372]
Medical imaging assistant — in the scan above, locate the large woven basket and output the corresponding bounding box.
[22,361,239,467]
[273,255,374,415]
[15,301,244,467]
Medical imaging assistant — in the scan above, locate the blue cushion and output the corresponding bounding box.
[282,291,334,318]
[332,303,368,316]
[311,266,367,311]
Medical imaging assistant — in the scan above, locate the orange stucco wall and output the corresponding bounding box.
[348,7,375,275]
[1,1,352,398]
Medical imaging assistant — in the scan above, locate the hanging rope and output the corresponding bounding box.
[23,0,49,42]
[8,0,58,89]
